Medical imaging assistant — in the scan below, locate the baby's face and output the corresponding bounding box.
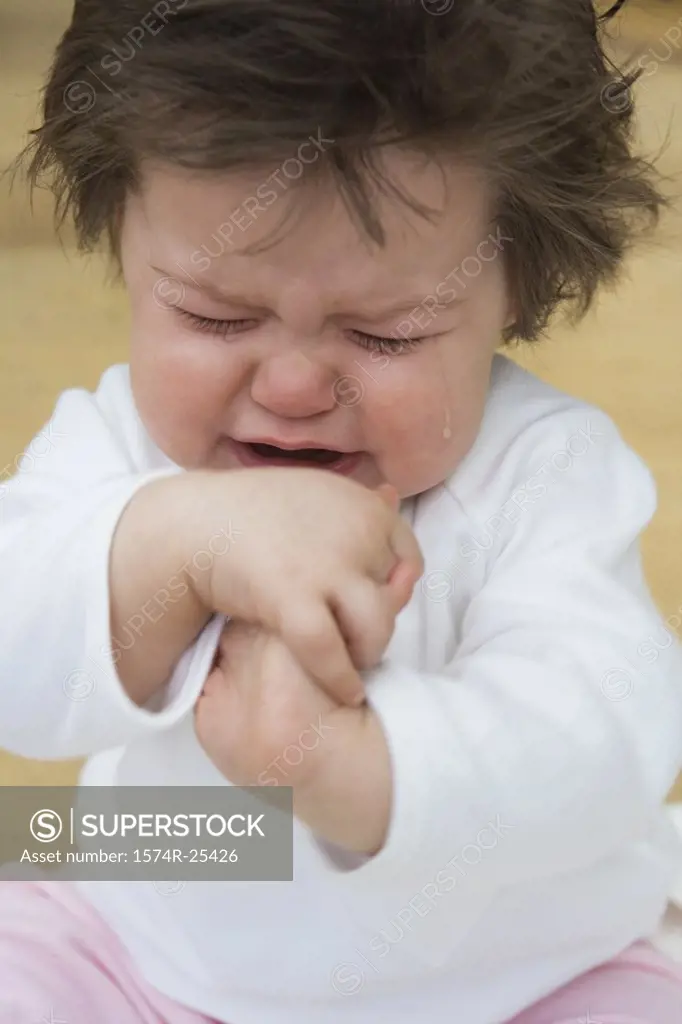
[120,149,513,497]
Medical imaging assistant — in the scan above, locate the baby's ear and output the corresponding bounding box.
[502,298,518,331]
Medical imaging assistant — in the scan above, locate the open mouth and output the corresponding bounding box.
[249,442,341,465]
[229,439,361,474]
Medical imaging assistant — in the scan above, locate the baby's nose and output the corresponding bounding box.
[250,348,338,419]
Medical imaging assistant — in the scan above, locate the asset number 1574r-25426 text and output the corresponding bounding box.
[133,849,239,863]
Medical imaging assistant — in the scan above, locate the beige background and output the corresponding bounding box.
[1,1,681,797]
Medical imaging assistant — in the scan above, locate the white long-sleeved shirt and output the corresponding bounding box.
[1,353,681,1024]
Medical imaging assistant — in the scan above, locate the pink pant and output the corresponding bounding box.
[1,882,682,1023]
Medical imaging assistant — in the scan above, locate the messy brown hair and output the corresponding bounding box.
[21,0,663,341]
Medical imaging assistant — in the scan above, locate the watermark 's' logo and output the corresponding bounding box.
[30,809,63,843]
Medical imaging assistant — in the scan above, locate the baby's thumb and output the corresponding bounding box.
[374,482,418,610]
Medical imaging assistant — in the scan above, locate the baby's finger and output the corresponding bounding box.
[389,516,424,584]
[330,579,396,672]
[198,665,225,701]
[385,559,419,613]
[277,601,364,707]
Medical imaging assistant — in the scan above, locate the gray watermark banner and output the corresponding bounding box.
[0,786,292,881]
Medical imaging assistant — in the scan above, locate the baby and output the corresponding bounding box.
[1,0,682,1022]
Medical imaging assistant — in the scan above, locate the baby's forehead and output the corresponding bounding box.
[134,156,496,279]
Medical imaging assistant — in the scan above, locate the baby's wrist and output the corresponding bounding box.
[293,704,392,855]
[163,470,238,613]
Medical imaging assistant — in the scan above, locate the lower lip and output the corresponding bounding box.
[226,439,363,476]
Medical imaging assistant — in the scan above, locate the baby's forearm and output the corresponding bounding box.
[109,474,215,707]
[293,705,392,855]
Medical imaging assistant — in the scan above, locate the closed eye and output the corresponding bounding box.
[175,309,256,336]
[347,330,423,355]
[175,309,425,353]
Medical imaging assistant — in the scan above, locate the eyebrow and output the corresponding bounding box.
[351,294,465,322]
[150,264,464,320]
[151,264,269,313]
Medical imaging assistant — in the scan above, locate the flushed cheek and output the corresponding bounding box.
[389,413,461,468]
[363,402,447,488]
[132,370,214,468]
[129,322,240,467]
[364,374,482,494]
[363,359,455,445]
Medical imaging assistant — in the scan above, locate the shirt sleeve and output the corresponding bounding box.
[0,372,223,760]
[320,409,682,957]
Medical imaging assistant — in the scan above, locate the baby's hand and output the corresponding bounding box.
[195,619,392,853]
[194,620,342,790]
[192,469,423,707]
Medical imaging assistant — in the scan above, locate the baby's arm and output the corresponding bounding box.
[108,474,218,707]
[272,410,682,948]
[0,369,222,759]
